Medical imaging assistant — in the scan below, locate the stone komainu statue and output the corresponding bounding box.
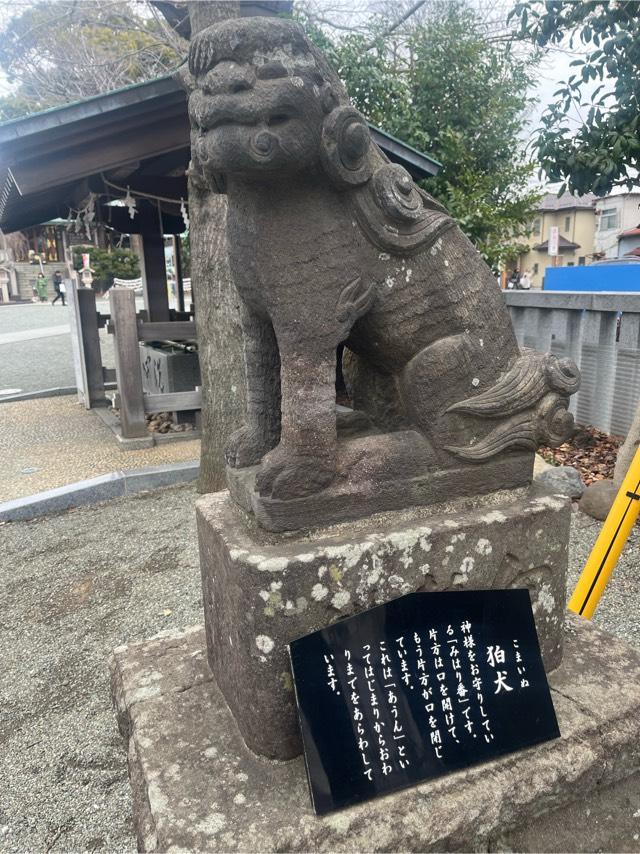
[188,17,580,530]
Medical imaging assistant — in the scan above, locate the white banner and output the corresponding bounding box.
[548,226,559,256]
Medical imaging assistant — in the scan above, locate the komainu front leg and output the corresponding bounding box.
[255,349,337,500]
[225,310,281,468]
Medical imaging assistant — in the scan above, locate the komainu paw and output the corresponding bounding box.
[255,446,335,501]
[225,425,275,469]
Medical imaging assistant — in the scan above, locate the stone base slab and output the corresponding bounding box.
[197,484,570,759]
[226,448,533,533]
[110,614,640,852]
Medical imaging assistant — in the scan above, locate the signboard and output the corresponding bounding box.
[548,226,559,256]
[289,589,559,815]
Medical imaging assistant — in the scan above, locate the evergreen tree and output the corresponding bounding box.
[303,1,540,268]
[512,0,640,195]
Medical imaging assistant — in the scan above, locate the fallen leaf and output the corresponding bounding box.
[540,426,623,483]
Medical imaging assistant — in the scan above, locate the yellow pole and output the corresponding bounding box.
[568,443,640,619]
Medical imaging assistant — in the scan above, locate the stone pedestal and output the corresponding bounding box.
[196,484,570,761]
[110,615,640,853]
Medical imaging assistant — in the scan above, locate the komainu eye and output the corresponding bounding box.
[267,114,291,126]
[257,62,288,80]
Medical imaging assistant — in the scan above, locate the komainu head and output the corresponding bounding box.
[188,17,376,188]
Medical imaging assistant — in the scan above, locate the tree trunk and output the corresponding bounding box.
[614,405,640,485]
[187,1,246,493]
[189,183,246,492]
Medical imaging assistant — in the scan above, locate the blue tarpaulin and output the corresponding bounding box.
[544,264,640,292]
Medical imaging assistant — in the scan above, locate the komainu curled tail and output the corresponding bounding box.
[444,351,580,461]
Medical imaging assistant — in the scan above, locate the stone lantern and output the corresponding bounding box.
[0,267,10,303]
[79,252,95,288]
[80,266,94,288]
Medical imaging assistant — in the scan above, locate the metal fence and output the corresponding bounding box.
[504,291,640,438]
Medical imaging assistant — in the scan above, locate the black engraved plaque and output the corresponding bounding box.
[288,589,560,815]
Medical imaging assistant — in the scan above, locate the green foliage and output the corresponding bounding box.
[71,245,140,292]
[511,1,640,195]
[180,232,191,277]
[0,92,48,122]
[301,1,541,269]
[325,33,416,137]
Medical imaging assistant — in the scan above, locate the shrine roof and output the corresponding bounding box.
[0,75,440,234]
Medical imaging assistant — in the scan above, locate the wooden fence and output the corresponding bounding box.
[67,277,109,408]
[109,288,201,438]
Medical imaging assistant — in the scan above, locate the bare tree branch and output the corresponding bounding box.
[0,0,184,114]
[150,0,190,39]
[362,0,427,50]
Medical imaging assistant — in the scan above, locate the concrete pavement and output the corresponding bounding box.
[0,303,75,394]
[0,301,116,395]
[0,302,70,335]
[0,325,70,345]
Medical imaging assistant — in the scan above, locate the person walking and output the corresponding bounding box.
[519,270,532,290]
[51,270,66,305]
[35,273,48,302]
[507,269,520,289]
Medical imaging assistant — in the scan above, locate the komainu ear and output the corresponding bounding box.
[319,82,338,114]
[320,106,372,189]
[352,162,454,254]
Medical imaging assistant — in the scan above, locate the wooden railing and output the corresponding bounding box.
[109,288,200,439]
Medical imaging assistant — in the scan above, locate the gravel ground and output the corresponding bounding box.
[0,395,199,502]
[567,506,640,645]
[0,485,201,852]
[0,489,637,852]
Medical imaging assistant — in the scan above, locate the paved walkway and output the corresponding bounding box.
[0,300,120,395]
[0,395,200,502]
[0,325,70,345]
[0,302,71,335]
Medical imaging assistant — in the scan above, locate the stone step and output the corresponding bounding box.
[109,613,640,852]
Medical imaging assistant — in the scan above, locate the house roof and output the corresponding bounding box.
[533,234,581,252]
[0,75,441,234]
[625,247,640,257]
[619,225,640,239]
[536,192,596,213]
[600,190,640,201]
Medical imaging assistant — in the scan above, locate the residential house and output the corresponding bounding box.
[514,193,596,289]
[618,225,640,259]
[594,191,640,258]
